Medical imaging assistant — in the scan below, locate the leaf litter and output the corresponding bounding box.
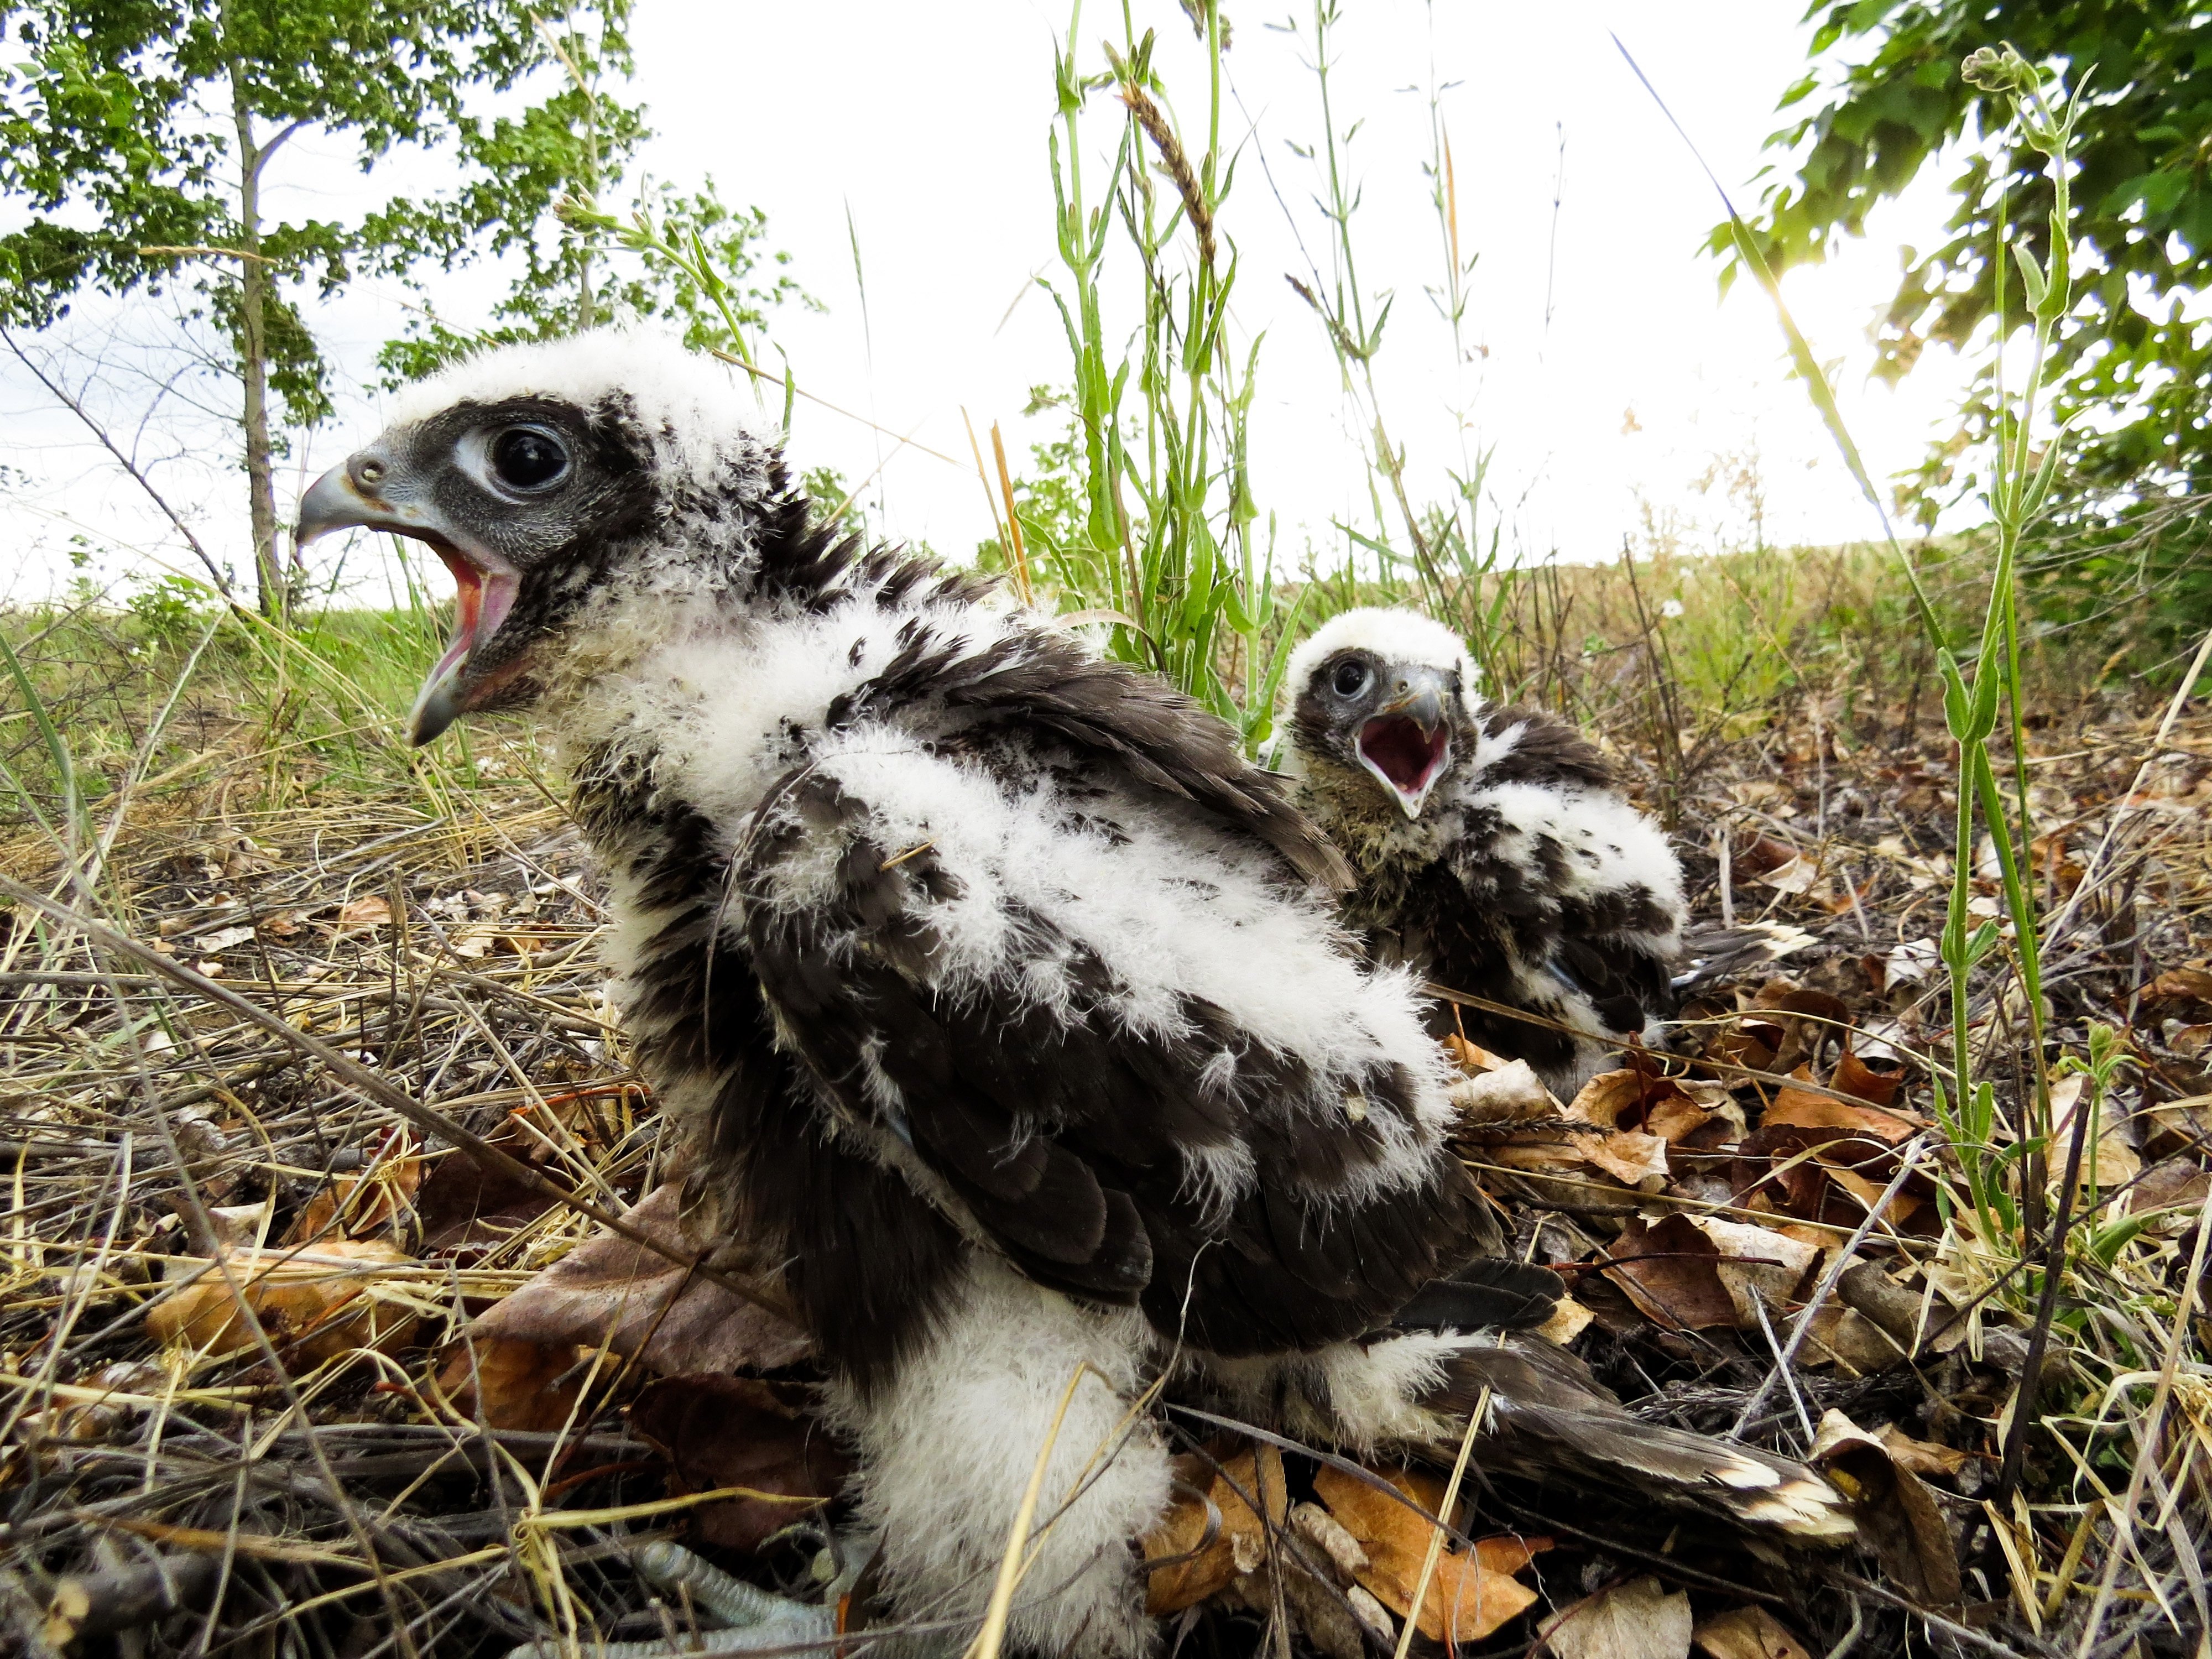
[2,678,2210,1657]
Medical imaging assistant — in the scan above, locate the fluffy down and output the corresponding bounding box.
[300,336,1851,1659]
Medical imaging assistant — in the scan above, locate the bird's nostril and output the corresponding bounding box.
[356,459,386,487]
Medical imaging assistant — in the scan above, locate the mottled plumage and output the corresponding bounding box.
[1282,609,1793,1095]
[299,336,1848,1659]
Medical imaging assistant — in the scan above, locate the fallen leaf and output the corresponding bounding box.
[1540,1575,1693,1659]
[334,895,393,931]
[1572,1130,1670,1187]
[1811,1410,1961,1606]
[435,1335,583,1432]
[1447,1058,1556,1125]
[1732,834,1801,878]
[1799,1305,1910,1376]
[1601,1215,1736,1331]
[412,1136,559,1255]
[1311,1464,1547,1642]
[1872,1423,1971,1480]
[1692,1605,1814,1659]
[1533,1293,1593,1347]
[1444,1034,1515,1074]
[1566,1071,1647,1130]
[1756,855,1820,896]
[285,1133,422,1246]
[197,925,255,953]
[1884,939,1939,990]
[2131,1160,2212,1232]
[1684,1217,1819,1327]
[1830,1050,1904,1108]
[2142,966,2212,1007]
[146,1240,418,1365]
[466,1183,808,1377]
[632,1375,851,1553]
[1144,1444,1286,1614]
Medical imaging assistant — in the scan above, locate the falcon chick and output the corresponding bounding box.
[1282,607,1799,1096]
[300,336,1847,1659]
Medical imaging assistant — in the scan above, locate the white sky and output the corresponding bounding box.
[0,0,1981,606]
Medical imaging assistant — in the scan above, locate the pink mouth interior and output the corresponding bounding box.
[421,540,518,684]
[1359,715,1449,797]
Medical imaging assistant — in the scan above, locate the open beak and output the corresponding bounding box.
[1356,670,1453,820]
[297,464,521,746]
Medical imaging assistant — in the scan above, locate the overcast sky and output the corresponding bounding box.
[0,1,1980,607]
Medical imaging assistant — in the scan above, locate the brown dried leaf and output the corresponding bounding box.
[1311,1465,1546,1642]
[1799,1306,1910,1376]
[468,1183,808,1378]
[2132,1160,2212,1232]
[1533,1294,1594,1347]
[1692,1605,1815,1659]
[435,1336,583,1432]
[1447,1059,1556,1125]
[1572,1130,1670,1187]
[631,1375,850,1553]
[1601,1215,1736,1331]
[333,895,393,932]
[1444,1034,1515,1074]
[1566,1071,1646,1130]
[145,1241,418,1366]
[2142,966,2212,1007]
[1830,1050,1904,1108]
[1811,1410,1961,1606]
[1144,1444,1286,1614]
[1872,1423,1971,1480]
[284,1134,422,1246]
[1684,1217,1819,1326]
[1540,1575,1693,1659]
[1764,1075,1920,1146]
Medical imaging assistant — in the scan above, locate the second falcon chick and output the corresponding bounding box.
[1281,607,1792,1095]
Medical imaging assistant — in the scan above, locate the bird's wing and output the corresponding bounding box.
[1448,705,1688,1034]
[830,619,1354,891]
[737,764,1509,1357]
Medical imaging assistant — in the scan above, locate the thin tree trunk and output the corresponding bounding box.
[231,60,283,622]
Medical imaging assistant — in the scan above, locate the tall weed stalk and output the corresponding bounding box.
[1041,1,1300,750]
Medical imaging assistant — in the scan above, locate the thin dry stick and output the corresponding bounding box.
[1728,1134,1932,1439]
[967,1363,1098,1659]
[2047,624,2212,948]
[962,408,1015,555]
[1391,1384,1490,1659]
[2071,1207,2212,1654]
[990,421,1036,606]
[0,873,800,1326]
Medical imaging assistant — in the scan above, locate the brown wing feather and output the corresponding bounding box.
[739,770,1483,1357]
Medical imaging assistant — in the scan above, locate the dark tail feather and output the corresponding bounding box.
[1390,1259,1563,1333]
[1430,1335,1853,1541]
[1672,921,1818,994]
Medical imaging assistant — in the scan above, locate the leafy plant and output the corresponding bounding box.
[1727,0,2212,648]
[1036,0,1300,752]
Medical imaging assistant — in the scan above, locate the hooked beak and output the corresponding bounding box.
[296,463,521,746]
[1356,669,1453,820]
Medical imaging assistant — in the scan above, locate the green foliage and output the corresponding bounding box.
[124,572,216,648]
[0,0,544,420]
[1037,1,1302,752]
[1728,1,2212,647]
[377,2,801,380]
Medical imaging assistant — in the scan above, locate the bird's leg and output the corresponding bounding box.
[501,1540,839,1659]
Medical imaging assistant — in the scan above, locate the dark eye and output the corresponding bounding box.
[1331,658,1371,698]
[488,426,569,492]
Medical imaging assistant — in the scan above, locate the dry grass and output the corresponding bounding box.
[0,568,2205,1657]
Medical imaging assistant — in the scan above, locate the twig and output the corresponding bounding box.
[0,872,801,1327]
[0,324,234,598]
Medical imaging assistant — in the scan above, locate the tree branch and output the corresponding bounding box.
[0,324,235,599]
